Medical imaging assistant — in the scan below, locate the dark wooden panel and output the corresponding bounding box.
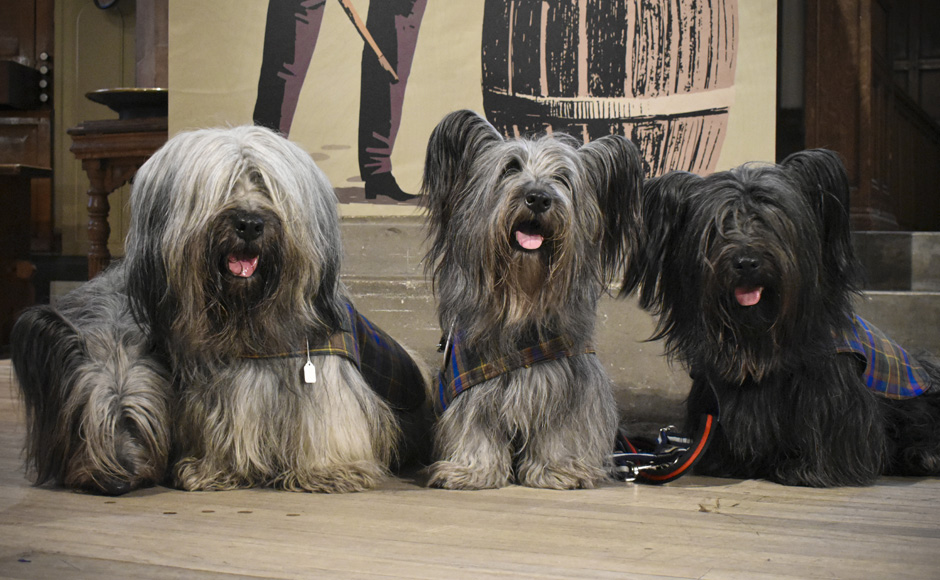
[807,0,939,231]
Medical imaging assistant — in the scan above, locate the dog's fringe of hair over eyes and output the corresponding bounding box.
[630,162,842,383]
[689,166,826,382]
[124,126,346,369]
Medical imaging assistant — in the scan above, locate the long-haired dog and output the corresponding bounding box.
[11,264,172,495]
[12,125,429,494]
[623,149,940,487]
[420,110,644,489]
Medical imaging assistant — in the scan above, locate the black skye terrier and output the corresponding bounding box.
[623,149,940,487]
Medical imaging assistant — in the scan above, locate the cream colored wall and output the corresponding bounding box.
[54,0,137,257]
[169,1,776,218]
[169,1,484,218]
[722,1,778,171]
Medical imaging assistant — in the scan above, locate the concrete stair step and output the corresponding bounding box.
[853,231,940,291]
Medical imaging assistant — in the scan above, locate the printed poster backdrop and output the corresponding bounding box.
[169,0,773,217]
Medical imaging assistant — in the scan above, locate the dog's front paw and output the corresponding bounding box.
[517,458,609,490]
[275,461,388,493]
[173,457,247,491]
[771,460,878,488]
[427,460,510,490]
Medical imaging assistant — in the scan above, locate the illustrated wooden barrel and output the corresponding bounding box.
[481,0,738,176]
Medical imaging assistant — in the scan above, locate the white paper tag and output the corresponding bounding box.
[303,339,316,384]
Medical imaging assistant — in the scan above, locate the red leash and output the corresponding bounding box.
[612,384,720,484]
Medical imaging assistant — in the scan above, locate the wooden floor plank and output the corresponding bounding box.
[1,360,939,580]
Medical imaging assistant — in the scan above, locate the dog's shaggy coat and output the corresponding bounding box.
[12,125,429,494]
[421,110,644,489]
[623,149,940,487]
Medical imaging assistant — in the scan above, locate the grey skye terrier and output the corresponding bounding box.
[421,110,644,489]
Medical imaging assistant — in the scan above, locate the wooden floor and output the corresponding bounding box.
[1,360,939,580]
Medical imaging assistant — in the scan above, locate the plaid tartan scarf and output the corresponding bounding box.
[835,315,931,399]
[436,329,596,413]
[242,303,425,412]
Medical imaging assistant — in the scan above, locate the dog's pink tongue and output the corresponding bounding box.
[734,286,763,307]
[228,255,259,278]
[515,230,544,250]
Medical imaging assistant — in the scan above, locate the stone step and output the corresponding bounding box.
[855,291,940,355]
[853,231,940,291]
[341,222,940,291]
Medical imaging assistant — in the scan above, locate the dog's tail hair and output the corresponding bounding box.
[73,320,173,489]
[11,303,173,495]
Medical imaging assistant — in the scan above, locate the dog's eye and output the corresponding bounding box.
[501,158,522,178]
[554,173,573,191]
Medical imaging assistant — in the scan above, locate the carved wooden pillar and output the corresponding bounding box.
[79,158,143,278]
[136,0,169,88]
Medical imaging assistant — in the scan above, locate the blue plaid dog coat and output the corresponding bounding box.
[436,329,596,413]
[835,315,932,399]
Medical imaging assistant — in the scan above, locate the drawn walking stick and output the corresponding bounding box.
[338,0,400,82]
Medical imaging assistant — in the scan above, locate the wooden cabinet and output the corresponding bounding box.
[0,0,54,352]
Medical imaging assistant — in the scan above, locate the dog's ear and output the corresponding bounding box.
[421,110,502,266]
[622,171,700,312]
[780,148,862,291]
[421,109,501,216]
[124,169,172,336]
[577,135,645,284]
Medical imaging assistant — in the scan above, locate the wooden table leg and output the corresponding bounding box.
[81,159,139,279]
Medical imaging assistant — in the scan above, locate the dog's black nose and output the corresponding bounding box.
[93,475,134,496]
[525,191,552,213]
[734,255,761,271]
[233,212,265,241]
